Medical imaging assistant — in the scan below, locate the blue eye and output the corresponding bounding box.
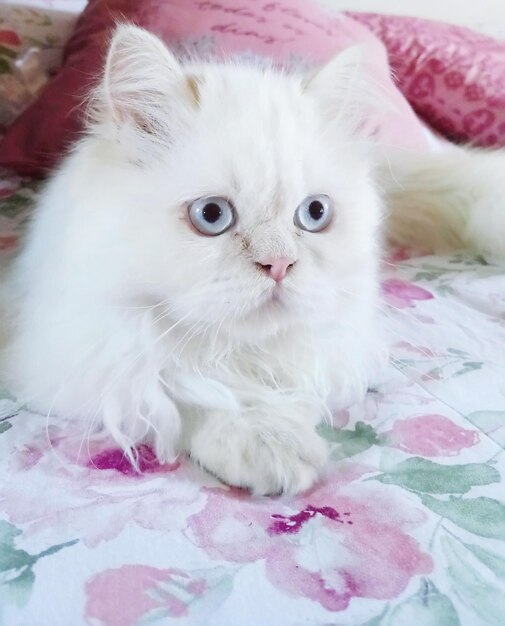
[188,196,235,236]
[294,195,334,232]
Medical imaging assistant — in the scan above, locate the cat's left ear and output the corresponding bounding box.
[93,24,197,157]
[304,46,384,135]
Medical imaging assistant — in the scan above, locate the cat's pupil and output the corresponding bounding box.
[309,200,324,220]
[202,202,222,223]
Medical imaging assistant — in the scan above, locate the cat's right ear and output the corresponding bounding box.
[304,45,395,138]
[91,25,197,158]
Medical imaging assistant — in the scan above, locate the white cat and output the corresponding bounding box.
[2,26,504,495]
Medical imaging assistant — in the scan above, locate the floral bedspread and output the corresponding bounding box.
[0,173,505,626]
[0,0,85,131]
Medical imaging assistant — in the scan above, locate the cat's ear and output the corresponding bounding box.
[304,46,388,135]
[92,25,196,156]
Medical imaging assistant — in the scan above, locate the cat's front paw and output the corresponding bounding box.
[189,415,328,496]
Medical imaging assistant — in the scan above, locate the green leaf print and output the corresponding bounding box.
[413,271,444,282]
[386,579,460,626]
[2,568,35,608]
[474,254,490,266]
[318,422,378,460]
[0,522,37,608]
[141,566,235,623]
[0,522,30,570]
[443,535,505,625]
[0,421,12,435]
[0,192,34,218]
[0,521,78,608]
[0,385,22,420]
[375,458,499,494]
[421,495,505,540]
[0,57,11,74]
[360,606,388,626]
[467,411,505,446]
[0,45,16,59]
[454,361,483,376]
[446,348,470,357]
[460,541,505,579]
[436,284,457,297]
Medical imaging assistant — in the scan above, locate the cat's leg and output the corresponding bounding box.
[4,304,182,462]
[185,403,328,495]
[320,305,389,411]
[94,370,181,463]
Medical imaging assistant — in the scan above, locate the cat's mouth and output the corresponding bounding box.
[259,283,286,309]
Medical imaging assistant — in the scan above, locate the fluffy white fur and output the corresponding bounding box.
[2,26,504,495]
[383,145,505,260]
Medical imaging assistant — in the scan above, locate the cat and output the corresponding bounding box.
[2,25,504,495]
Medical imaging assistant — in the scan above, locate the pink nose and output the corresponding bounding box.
[256,257,296,282]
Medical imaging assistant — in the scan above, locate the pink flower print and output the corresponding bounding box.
[463,108,495,135]
[330,409,350,428]
[88,443,180,475]
[444,71,464,90]
[0,235,18,251]
[86,566,177,626]
[386,247,413,263]
[1,426,205,547]
[268,505,354,534]
[188,463,432,612]
[0,188,15,200]
[382,279,434,309]
[394,341,438,358]
[0,30,21,47]
[426,57,446,74]
[464,83,485,102]
[408,72,436,99]
[85,566,214,625]
[384,414,479,456]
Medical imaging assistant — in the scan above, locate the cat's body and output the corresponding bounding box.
[2,26,504,494]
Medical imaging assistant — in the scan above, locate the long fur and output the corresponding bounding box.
[383,145,505,260]
[1,25,503,495]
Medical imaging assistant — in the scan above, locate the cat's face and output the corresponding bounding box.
[93,26,382,340]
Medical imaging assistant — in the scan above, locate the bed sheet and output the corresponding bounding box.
[0,172,504,626]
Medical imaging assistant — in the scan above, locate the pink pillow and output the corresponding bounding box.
[0,0,425,176]
[349,12,505,147]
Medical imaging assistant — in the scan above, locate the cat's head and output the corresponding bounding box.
[86,25,382,341]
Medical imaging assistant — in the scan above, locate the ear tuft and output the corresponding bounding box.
[90,24,195,158]
[304,45,396,137]
[105,24,184,129]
